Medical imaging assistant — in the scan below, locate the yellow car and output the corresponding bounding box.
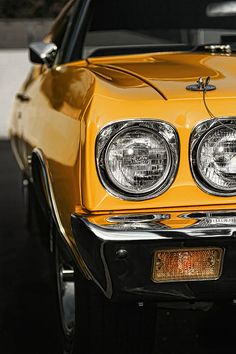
[9,0,236,352]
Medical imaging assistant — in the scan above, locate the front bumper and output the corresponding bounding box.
[71,210,236,302]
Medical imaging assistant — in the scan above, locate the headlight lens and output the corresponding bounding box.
[191,119,236,195]
[96,120,179,200]
[105,128,171,194]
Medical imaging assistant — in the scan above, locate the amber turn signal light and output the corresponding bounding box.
[152,247,224,283]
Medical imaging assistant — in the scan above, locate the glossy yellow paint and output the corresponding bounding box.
[83,52,236,212]
[9,51,236,246]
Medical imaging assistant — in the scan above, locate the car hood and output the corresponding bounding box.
[88,52,236,100]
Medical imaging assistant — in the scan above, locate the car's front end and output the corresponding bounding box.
[9,0,236,309]
[9,1,236,351]
[71,50,236,303]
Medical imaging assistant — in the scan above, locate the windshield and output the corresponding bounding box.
[83,0,236,58]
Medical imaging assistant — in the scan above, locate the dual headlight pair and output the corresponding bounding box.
[96,119,236,200]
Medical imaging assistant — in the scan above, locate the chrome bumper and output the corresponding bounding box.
[71,211,236,302]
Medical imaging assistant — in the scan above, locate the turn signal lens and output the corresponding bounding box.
[152,248,223,282]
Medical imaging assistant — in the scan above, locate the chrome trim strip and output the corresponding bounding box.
[32,148,66,238]
[181,210,236,219]
[77,211,236,241]
[10,137,25,171]
[107,213,170,223]
[96,119,180,201]
[32,148,91,279]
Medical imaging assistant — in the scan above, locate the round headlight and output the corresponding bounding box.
[191,119,236,196]
[197,124,236,192]
[105,127,171,194]
[96,120,179,200]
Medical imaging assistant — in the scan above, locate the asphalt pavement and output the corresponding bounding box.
[0,140,62,354]
[0,139,236,354]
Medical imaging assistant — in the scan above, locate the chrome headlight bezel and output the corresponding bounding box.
[190,117,236,196]
[96,120,179,201]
